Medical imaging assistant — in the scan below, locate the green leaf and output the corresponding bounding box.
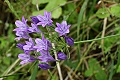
[48,70,58,80]
[50,74,58,80]
[64,60,79,69]
[104,38,115,53]
[84,58,107,80]
[117,65,120,72]
[29,63,38,80]
[116,49,120,73]
[32,0,66,18]
[45,0,66,10]
[32,10,44,16]
[110,4,120,17]
[96,8,110,18]
[4,76,17,80]
[117,49,120,65]
[3,57,11,65]
[84,68,93,77]
[52,7,62,19]
[0,38,9,48]
[32,0,49,5]
[32,7,62,19]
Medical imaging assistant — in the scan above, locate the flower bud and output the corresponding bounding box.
[64,36,74,46]
[57,52,67,60]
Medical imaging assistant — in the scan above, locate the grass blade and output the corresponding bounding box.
[5,0,20,19]
[29,63,38,80]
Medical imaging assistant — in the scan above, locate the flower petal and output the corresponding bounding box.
[38,64,52,70]
[57,52,67,60]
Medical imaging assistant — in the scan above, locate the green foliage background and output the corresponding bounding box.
[1,0,120,80]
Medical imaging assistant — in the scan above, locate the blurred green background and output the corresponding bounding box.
[1,0,120,80]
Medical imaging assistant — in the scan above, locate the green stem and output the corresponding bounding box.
[48,69,53,79]
[52,43,63,80]
[2,59,20,76]
[74,34,120,43]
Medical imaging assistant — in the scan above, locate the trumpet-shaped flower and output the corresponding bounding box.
[38,63,52,70]
[31,16,39,24]
[64,36,74,46]
[16,43,25,50]
[34,36,52,52]
[28,23,41,33]
[14,16,28,32]
[15,31,29,40]
[55,21,71,36]
[23,38,35,51]
[37,11,53,27]
[57,52,67,60]
[38,50,55,62]
[18,53,36,65]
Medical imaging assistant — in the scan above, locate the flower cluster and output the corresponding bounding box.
[14,11,74,70]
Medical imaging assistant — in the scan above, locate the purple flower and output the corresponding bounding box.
[15,31,29,40]
[18,53,36,65]
[14,16,28,32]
[38,63,52,70]
[38,50,55,62]
[34,36,52,52]
[16,43,31,54]
[16,43,25,50]
[57,52,67,60]
[28,23,41,33]
[64,36,74,46]
[38,55,55,62]
[55,21,71,36]
[13,16,30,40]
[23,38,35,51]
[39,50,49,55]
[31,16,39,24]
[37,11,53,27]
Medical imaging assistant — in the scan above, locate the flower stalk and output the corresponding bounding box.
[52,43,63,80]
